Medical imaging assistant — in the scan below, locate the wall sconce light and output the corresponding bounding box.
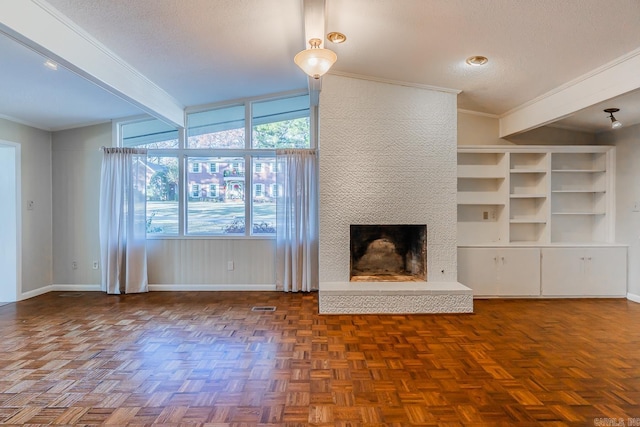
[294,38,337,79]
[604,108,622,129]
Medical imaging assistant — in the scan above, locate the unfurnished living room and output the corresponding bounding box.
[1,0,640,425]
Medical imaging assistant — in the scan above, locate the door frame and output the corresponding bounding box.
[0,140,21,302]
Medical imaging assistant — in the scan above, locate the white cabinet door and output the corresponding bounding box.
[583,247,627,296]
[458,248,501,296]
[496,248,540,296]
[540,248,584,295]
[458,247,540,296]
[541,247,627,296]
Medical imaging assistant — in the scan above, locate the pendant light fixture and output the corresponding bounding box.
[294,38,337,79]
[604,108,623,129]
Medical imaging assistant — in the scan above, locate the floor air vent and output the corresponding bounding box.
[251,306,276,312]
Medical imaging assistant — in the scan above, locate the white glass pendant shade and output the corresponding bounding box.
[294,38,337,79]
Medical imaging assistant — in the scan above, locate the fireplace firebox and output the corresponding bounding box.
[350,224,427,282]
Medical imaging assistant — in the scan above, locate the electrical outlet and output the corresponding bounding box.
[27,200,34,210]
[482,209,497,221]
[227,261,234,271]
[92,261,99,270]
[71,261,78,270]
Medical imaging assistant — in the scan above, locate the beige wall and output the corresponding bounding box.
[458,112,507,146]
[52,123,109,286]
[597,124,640,299]
[0,118,53,296]
[458,111,596,146]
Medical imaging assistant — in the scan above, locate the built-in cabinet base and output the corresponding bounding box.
[459,246,627,297]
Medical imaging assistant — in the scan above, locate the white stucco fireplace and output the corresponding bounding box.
[317,75,472,314]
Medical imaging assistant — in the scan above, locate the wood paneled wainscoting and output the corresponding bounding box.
[0,292,639,425]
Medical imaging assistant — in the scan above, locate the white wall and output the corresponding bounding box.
[318,75,458,283]
[52,122,276,289]
[0,118,52,296]
[597,124,640,299]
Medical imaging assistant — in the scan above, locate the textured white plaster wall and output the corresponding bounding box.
[318,75,458,283]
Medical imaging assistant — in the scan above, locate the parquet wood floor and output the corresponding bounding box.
[0,292,638,426]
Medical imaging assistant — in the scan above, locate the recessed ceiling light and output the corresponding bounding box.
[44,59,58,71]
[327,32,347,44]
[466,55,488,66]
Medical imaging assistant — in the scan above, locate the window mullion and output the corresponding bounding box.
[246,154,252,236]
[245,102,252,236]
[178,126,187,236]
[179,150,186,236]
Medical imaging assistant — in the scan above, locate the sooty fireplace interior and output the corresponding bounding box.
[350,224,427,282]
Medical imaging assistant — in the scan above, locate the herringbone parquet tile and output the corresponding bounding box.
[0,292,638,426]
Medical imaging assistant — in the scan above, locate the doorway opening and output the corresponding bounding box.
[0,141,20,302]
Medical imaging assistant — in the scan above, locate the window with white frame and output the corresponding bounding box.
[191,183,200,198]
[118,92,311,237]
[209,183,219,198]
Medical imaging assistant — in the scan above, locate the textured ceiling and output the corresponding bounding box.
[1,0,640,131]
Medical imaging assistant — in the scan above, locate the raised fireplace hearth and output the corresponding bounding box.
[350,224,426,282]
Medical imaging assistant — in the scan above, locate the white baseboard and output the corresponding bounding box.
[627,292,640,303]
[149,284,277,291]
[53,284,102,292]
[19,284,101,300]
[18,283,277,300]
[20,285,54,301]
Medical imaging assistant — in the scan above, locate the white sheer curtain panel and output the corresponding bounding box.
[99,147,149,294]
[276,149,319,292]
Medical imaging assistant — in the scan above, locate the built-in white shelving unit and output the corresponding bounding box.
[457,145,626,298]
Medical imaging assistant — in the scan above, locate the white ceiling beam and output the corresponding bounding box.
[0,0,185,128]
[499,49,640,137]
[302,0,326,106]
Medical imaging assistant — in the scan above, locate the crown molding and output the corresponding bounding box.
[329,70,462,95]
[457,109,500,119]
